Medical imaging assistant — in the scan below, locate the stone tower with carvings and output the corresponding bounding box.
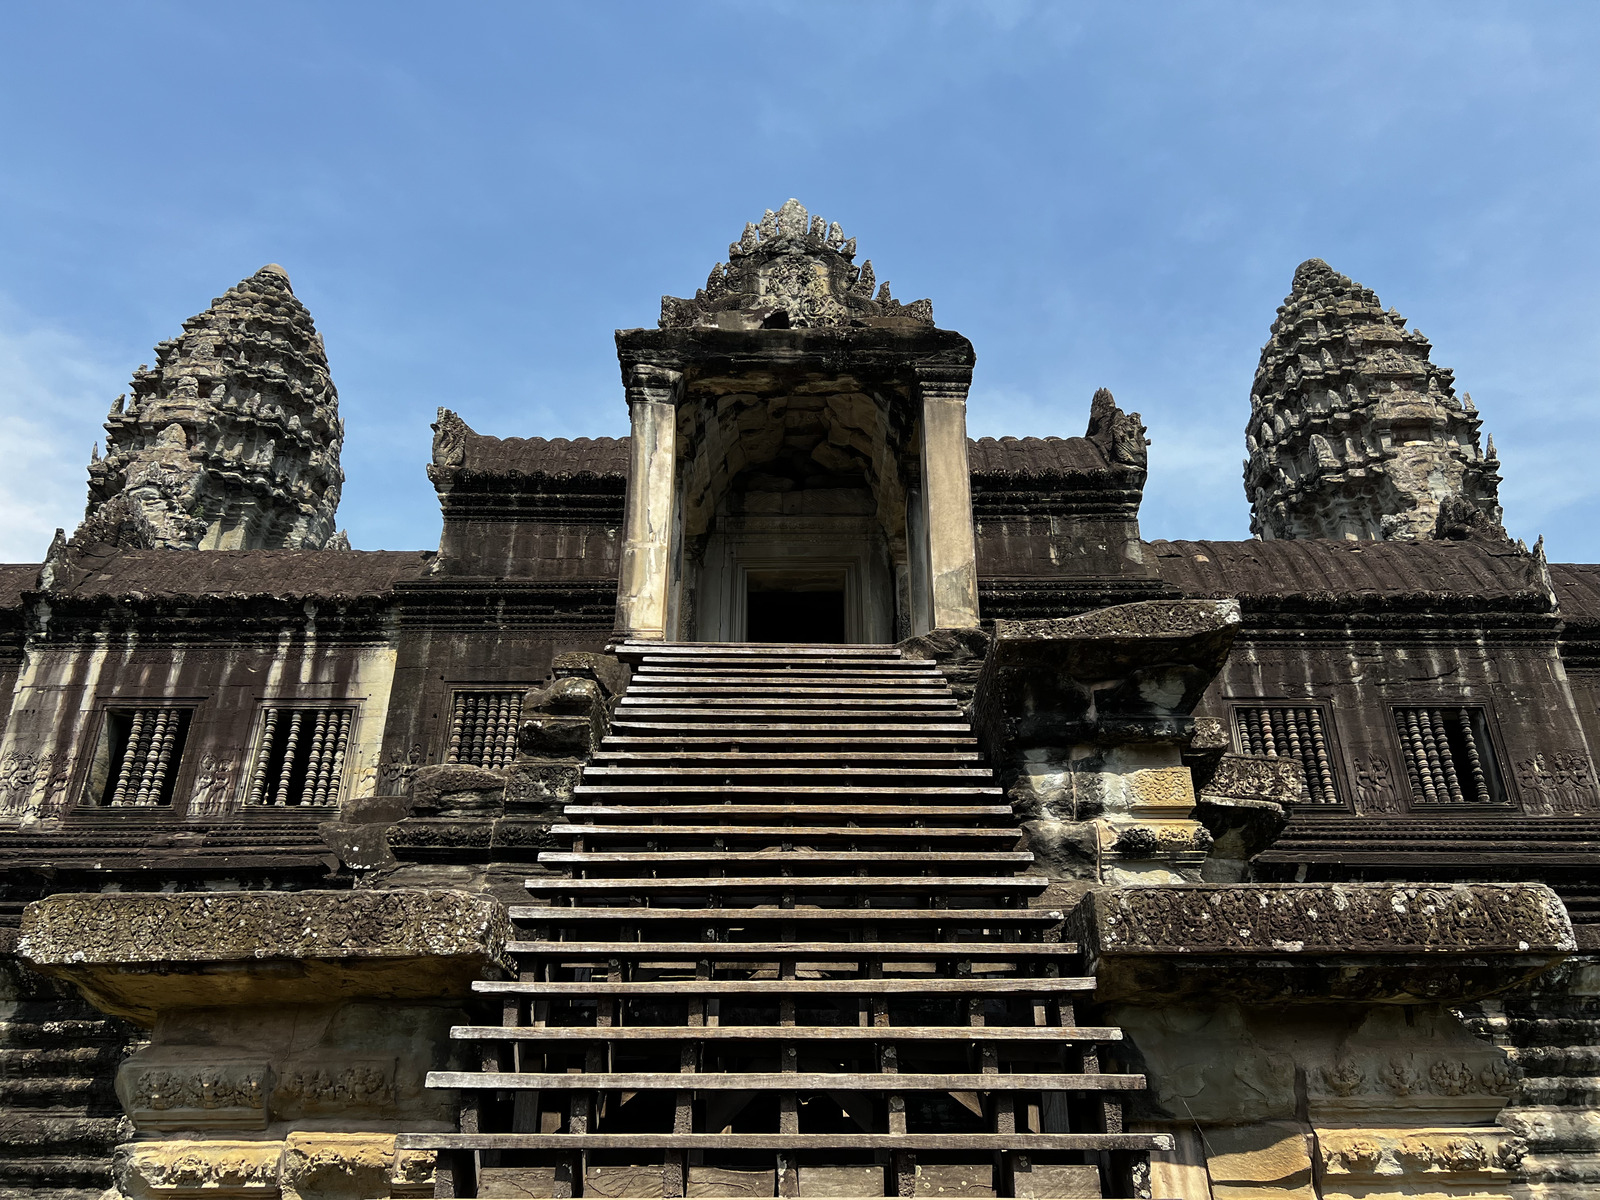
[1244,258,1503,542]
[78,264,344,551]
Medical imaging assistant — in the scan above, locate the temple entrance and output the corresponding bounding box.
[746,583,846,643]
[613,202,981,645]
[745,566,851,643]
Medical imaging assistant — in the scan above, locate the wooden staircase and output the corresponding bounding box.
[403,641,1167,1198]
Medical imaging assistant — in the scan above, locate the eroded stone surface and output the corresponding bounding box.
[79,265,344,552]
[1076,882,1574,1004]
[18,889,509,1023]
[659,199,933,331]
[1246,258,1503,543]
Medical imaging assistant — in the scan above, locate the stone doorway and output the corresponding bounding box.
[746,575,846,642]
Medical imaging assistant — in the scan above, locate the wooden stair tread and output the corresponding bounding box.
[562,805,1014,819]
[537,851,1033,864]
[508,905,1059,922]
[504,940,1075,957]
[572,785,1003,796]
[451,1024,1115,1042]
[581,767,996,779]
[402,1132,1172,1152]
[522,875,1048,891]
[475,978,1093,996]
[429,1070,1145,1092]
[595,755,979,764]
[547,824,1021,841]
[608,721,972,734]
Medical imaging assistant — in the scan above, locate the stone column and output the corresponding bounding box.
[616,361,683,640]
[915,365,981,630]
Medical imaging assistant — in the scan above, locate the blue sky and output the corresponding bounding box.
[1,2,1597,561]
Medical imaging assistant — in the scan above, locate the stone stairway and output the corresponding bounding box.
[0,955,136,1200]
[404,641,1165,1198]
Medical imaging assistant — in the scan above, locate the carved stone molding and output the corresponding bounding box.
[1074,882,1575,1003]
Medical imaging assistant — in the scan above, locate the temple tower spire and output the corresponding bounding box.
[77,265,344,550]
[1245,259,1502,542]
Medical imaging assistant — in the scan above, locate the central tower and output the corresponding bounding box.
[614,200,981,643]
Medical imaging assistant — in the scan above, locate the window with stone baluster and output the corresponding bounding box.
[445,689,523,769]
[1230,703,1345,806]
[1392,705,1509,807]
[243,705,356,808]
[81,706,195,807]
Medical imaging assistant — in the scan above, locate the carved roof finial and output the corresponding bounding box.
[658,203,935,331]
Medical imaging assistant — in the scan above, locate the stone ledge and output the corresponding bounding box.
[1070,883,1574,1004]
[17,888,510,1025]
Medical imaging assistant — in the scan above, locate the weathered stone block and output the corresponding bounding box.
[280,1131,394,1200]
[1200,753,1305,806]
[974,598,1242,753]
[1196,754,1300,881]
[408,763,505,814]
[116,1138,282,1198]
[1204,1121,1314,1190]
[18,889,509,1023]
[552,649,630,698]
[1073,882,1575,1004]
[505,759,583,813]
[519,711,601,757]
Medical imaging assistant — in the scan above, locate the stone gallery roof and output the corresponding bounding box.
[49,547,433,601]
[0,564,41,608]
[1550,563,1600,625]
[430,408,630,487]
[449,434,631,480]
[430,416,1144,489]
[967,436,1113,477]
[1149,538,1552,610]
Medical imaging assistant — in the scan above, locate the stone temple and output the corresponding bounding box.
[1,201,1595,1200]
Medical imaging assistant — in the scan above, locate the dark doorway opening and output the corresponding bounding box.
[746,589,846,643]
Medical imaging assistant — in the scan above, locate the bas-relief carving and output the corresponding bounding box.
[121,1060,273,1131]
[188,749,239,816]
[1352,754,1399,813]
[1514,750,1600,814]
[0,748,70,816]
[273,1059,396,1115]
[1115,1002,1518,1125]
[113,1134,432,1199]
[378,744,423,794]
[1117,1002,1530,1198]
[1317,1127,1524,1193]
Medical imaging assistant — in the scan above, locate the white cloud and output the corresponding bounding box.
[0,301,119,562]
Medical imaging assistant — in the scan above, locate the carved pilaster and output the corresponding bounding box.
[913,363,981,631]
[616,358,684,640]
